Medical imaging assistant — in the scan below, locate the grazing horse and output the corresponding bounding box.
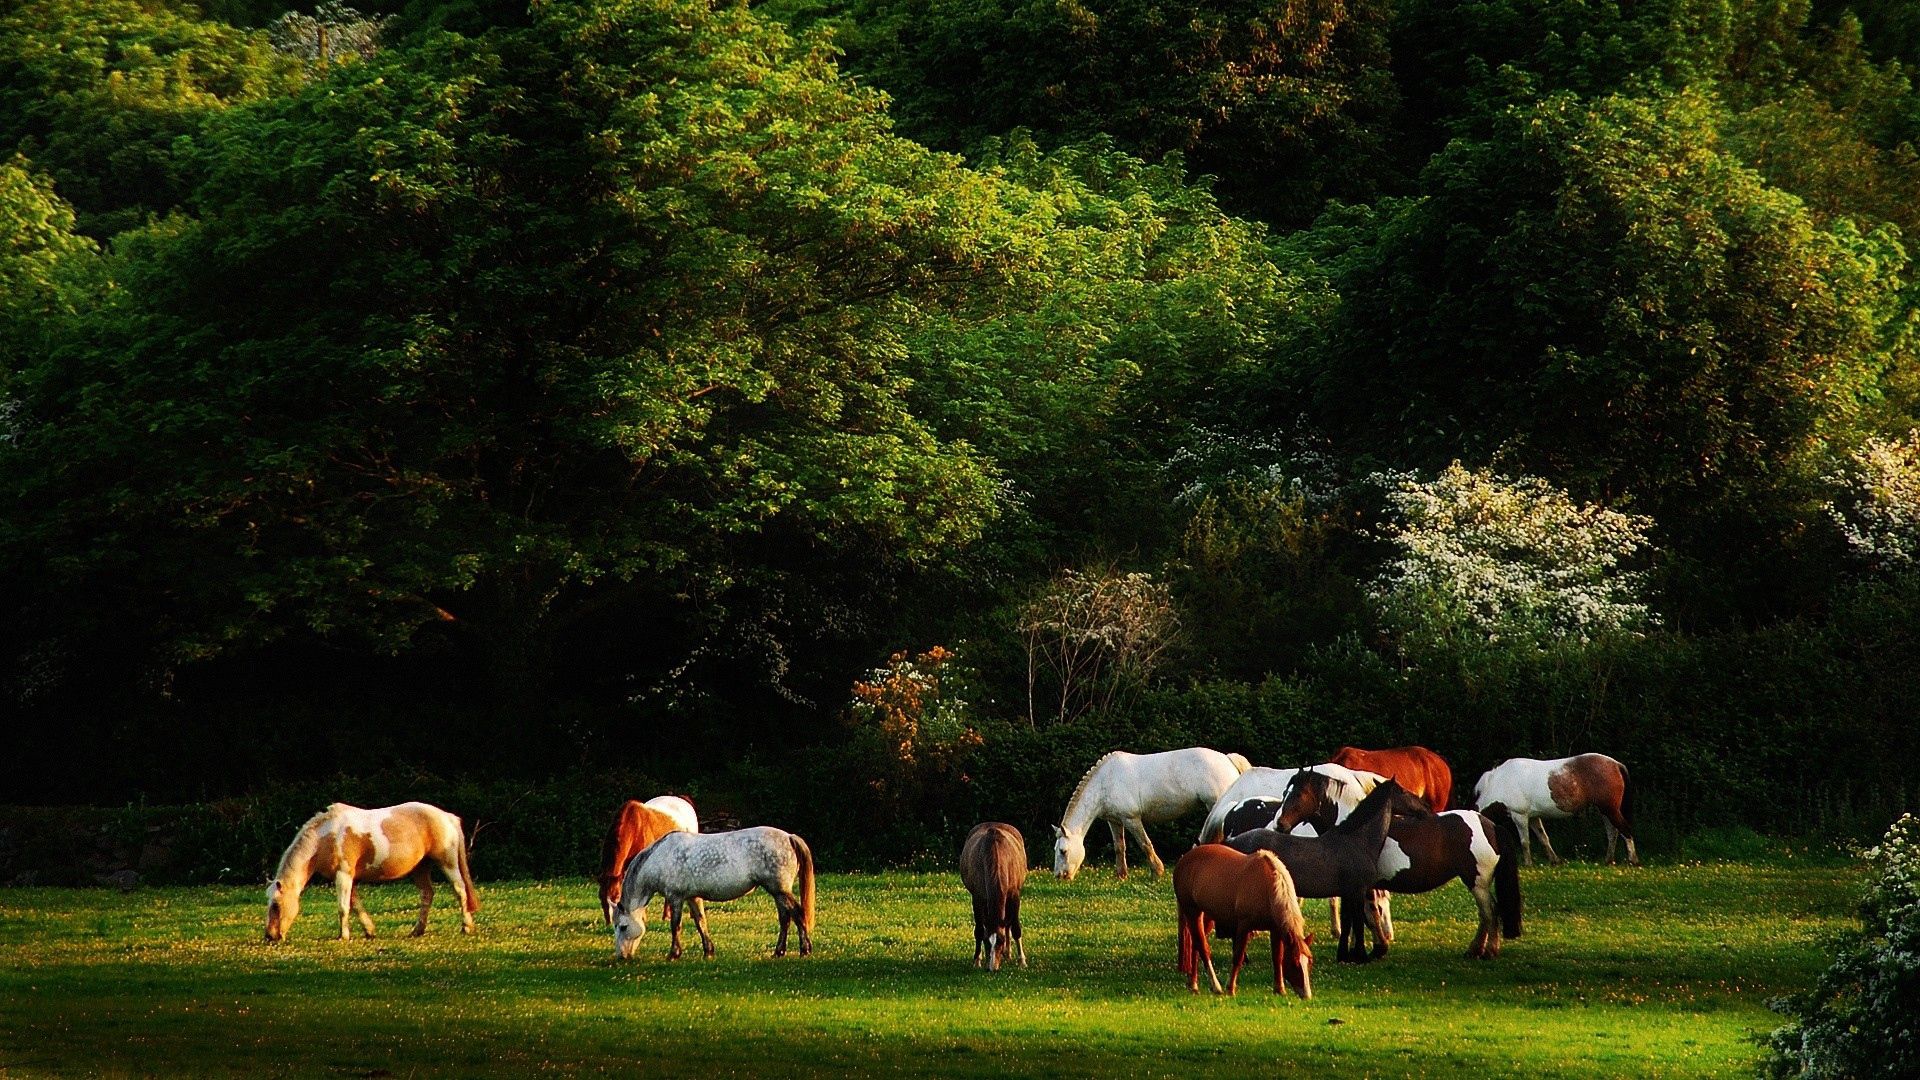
[597,798,699,924]
[1225,780,1405,962]
[960,822,1027,971]
[1174,844,1314,998]
[1270,767,1397,942]
[1051,748,1252,880]
[1331,745,1455,811]
[1474,754,1638,866]
[1283,779,1525,959]
[613,827,815,960]
[264,802,477,942]
[1197,763,1387,842]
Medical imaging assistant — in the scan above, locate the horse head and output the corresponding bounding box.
[1051,824,1085,880]
[263,879,298,943]
[612,901,648,960]
[1275,769,1337,834]
[1283,932,1316,1000]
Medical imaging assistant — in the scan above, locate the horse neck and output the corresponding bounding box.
[1060,762,1111,837]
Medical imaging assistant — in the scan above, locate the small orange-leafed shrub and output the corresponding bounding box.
[844,647,983,837]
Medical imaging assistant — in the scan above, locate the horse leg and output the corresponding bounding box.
[1467,876,1497,959]
[1227,933,1249,996]
[1375,888,1394,944]
[408,869,433,936]
[666,898,685,960]
[1532,817,1563,866]
[1123,817,1165,878]
[689,897,714,959]
[974,915,985,968]
[1513,811,1534,866]
[350,884,377,939]
[1327,897,1342,940]
[1366,892,1389,960]
[1198,921,1224,994]
[774,893,793,958]
[1271,932,1286,994]
[1009,893,1026,968]
[1109,820,1128,880]
[432,852,474,935]
[1603,818,1620,865]
[1600,803,1640,866]
[334,871,355,941]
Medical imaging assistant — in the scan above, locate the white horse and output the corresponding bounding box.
[1473,754,1638,866]
[1197,763,1388,842]
[264,802,477,942]
[1052,748,1252,880]
[613,827,815,960]
[644,795,699,834]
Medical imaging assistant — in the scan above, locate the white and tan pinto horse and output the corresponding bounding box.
[264,802,477,942]
[1052,748,1252,880]
[1474,754,1638,866]
[613,827,815,960]
[644,795,699,834]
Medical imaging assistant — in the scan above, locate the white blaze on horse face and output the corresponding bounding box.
[1377,836,1413,881]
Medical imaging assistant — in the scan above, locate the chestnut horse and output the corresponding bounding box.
[1474,754,1638,866]
[960,822,1027,971]
[598,798,698,924]
[264,802,477,942]
[1174,844,1314,997]
[1331,745,1454,811]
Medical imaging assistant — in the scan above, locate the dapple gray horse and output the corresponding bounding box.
[612,827,815,960]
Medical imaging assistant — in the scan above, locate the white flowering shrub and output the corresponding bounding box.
[1765,813,1920,1078]
[1370,463,1654,646]
[1826,433,1920,571]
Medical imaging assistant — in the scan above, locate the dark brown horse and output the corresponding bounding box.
[1280,776,1523,959]
[1174,844,1313,997]
[960,822,1027,971]
[597,800,694,924]
[1331,745,1455,811]
[1224,779,1405,962]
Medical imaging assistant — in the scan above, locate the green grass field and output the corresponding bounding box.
[0,860,1854,1078]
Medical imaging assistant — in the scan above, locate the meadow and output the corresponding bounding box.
[0,858,1855,1078]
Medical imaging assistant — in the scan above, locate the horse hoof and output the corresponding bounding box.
[409,928,425,938]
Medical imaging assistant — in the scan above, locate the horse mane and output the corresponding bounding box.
[1251,850,1306,940]
[272,805,340,883]
[1062,752,1118,825]
[1332,780,1401,835]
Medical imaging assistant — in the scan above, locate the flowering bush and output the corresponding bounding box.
[1017,568,1179,724]
[1826,433,1920,571]
[848,645,979,771]
[1765,813,1920,1078]
[1370,463,1654,647]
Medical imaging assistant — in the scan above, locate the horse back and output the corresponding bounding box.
[337,803,453,881]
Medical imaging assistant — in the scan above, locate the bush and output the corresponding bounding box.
[1764,813,1920,1078]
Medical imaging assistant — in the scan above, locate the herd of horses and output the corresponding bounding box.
[260,745,1637,1000]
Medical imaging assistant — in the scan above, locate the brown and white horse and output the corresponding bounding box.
[1331,745,1455,811]
[960,822,1027,971]
[598,797,698,924]
[1473,754,1638,866]
[1174,844,1314,997]
[264,802,477,942]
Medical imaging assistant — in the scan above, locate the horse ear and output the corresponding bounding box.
[1051,824,1062,838]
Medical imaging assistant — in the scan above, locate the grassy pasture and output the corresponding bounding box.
[0,860,1854,1078]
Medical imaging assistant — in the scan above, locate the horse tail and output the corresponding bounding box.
[1616,762,1634,836]
[1198,801,1228,844]
[456,818,481,913]
[1484,804,1521,938]
[1227,752,1253,774]
[597,805,627,884]
[789,833,816,933]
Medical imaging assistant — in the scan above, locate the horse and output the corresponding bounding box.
[1474,754,1638,866]
[264,802,477,942]
[597,798,699,924]
[1219,797,1288,838]
[1198,762,1387,842]
[1224,780,1405,962]
[1051,748,1252,880]
[1331,745,1455,811]
[960,822,1027,971]
[612,827,815,960]
[1281,777,1524,959]
[1269,767,1397,943]
[1174,844,1314,997]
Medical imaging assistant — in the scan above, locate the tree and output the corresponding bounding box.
[3,0,1047,695]
[1298,90,1914,586]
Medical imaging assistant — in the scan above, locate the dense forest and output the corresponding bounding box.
[6,0,1920,864]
